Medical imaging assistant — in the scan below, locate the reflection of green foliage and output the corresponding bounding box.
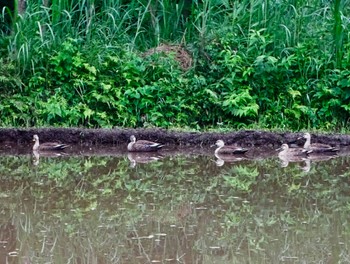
[0,154,350,262]
[222,166,259,192]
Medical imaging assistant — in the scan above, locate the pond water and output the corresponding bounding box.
[0,145,350,263]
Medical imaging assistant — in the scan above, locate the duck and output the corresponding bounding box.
[32,134,69,151]
[300,132,338,154]
[127,135,164,152]
[277,143,309,158]
[277,144,309,167]
[214,140,248,155]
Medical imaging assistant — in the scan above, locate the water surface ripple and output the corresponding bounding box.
[0,146,349,263]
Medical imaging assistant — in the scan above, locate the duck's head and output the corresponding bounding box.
[303,132,311,139]
[297,132,310,141]
[33,134,39,142]
[276,143,289,152]
[130,135,136,143]
[215,140,225,148]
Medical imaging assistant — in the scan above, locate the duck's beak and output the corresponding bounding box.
[276,147,282,151]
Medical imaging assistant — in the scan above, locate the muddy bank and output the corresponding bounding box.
[0,127,349,148]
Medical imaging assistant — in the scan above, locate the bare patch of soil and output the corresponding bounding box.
[143,43,192,71]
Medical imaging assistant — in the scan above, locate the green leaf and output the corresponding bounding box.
[83,108,94,118]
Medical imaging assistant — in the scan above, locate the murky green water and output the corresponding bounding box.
[0,146,350,263]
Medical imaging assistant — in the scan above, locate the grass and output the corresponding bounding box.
[0,0,350,131]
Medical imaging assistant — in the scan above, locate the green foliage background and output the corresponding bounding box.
[1,0,350,131]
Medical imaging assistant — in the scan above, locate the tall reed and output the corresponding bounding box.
[333,0,343,68]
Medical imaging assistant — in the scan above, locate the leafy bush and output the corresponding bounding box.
[0,0,350,130]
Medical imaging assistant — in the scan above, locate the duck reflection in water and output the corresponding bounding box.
[32,150,67,166]
[127,152,164,168]
[214,154,247,166]
[279,157,310,171]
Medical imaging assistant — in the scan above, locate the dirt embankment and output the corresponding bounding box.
[0,128,349,148]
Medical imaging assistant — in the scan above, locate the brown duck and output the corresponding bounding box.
[276,144,309,169]
[127,135,164,152]
[32,134,69,151]
[300,132,338,154]
[214,140,248,155]
[277,143,309,158]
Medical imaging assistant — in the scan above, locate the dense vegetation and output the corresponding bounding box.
[1,0,350,131]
